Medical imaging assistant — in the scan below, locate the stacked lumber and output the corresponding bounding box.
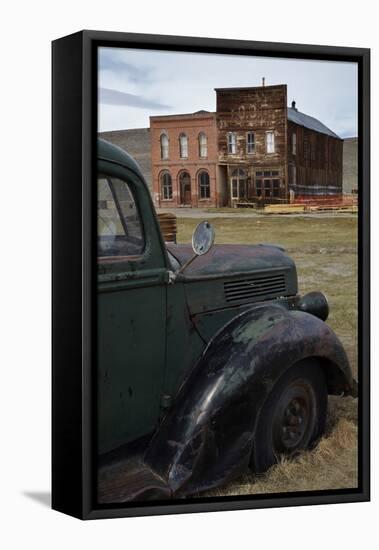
[263,204,306,214]
[157,212,177,242]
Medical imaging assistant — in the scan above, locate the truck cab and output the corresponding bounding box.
[97,139,356,503]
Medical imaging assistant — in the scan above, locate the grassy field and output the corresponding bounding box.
[176,215,358,495]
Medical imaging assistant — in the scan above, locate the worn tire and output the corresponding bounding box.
[250,359,327,473]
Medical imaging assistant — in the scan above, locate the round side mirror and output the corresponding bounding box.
[192,221,215,256]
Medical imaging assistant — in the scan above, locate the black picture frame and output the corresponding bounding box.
[52,30,370,520]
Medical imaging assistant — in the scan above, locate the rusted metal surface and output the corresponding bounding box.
[98,460,171,503]
[98,439,171,503]
[167,243,295,280]
[167,242,298,316]
[96,139,355,504]
[145,303,355,498]
[98,298,355,503]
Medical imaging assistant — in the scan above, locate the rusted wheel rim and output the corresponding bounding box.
[272,381,315,454]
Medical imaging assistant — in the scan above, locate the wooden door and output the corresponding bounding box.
[180,172,191,205]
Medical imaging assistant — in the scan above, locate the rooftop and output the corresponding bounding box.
[215,84,284,92]
[150,110,215,120]
[288,106,340,139]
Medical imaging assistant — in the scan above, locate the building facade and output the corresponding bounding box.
[151,83,343,208]
[150,111,219,208]
[216,85,288,205]
[287,103,343,201]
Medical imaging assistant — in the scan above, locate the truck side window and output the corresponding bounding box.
[97,176,144,261]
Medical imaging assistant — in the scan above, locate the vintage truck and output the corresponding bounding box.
[97,138,357,503]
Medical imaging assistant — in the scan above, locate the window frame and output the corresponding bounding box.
[227,132,237,154]
[160,170,173,201]
[246,131,255,154]
[198,132,208,158]
[266,131,275,154]
[97,174,145,263]
[179,133,189,158]
[198,170,211,200]
[230,168,247,200]
[292,132,297,155]
[255,169,282,199]
[160,133,169,159]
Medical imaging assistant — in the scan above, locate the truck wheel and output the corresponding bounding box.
[250,359,327,473]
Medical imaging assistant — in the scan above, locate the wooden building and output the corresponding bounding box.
[216,84,343,206]
[151,83,343,208]
[287,102,343,201]
[216,85,288,206]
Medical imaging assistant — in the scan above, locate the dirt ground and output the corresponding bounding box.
[176,214,358,496]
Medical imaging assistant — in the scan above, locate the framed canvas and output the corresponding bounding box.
[52,30,370,519]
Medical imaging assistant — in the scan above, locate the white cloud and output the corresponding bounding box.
[98,47,358,138]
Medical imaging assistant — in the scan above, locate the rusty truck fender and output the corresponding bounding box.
[145,303,356,497]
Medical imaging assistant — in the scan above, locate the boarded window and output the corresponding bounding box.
[198,170,210,199]
[227,132,237,154]
[266,131,275,153]
[179,133,188,158]
[160,133,169,159]
[292,132,297,155]
[198,132,207,158]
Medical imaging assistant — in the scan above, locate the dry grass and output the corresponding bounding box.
[177,215,358,494]
[206,397,358,496]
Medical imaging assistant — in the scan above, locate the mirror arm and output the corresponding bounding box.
[176,253,198,275]
[168,220,215,284]
[169,254,198,282]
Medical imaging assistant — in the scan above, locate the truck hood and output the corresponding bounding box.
[167,243,298,315]
[167,243,294,280]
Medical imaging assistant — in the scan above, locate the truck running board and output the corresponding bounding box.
[98,457,171,504]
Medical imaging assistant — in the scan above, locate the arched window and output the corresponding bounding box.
[179,133,188,158]
[160,171,172,200]
[160,133,169,159]
[231,168,247,200]
[198,132,207,158]
[198,171,210,200]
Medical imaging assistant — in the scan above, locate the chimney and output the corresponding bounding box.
[291,100,297,111]
[262,77,265,87]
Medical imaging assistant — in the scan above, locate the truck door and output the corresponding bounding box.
[97,161,168,455]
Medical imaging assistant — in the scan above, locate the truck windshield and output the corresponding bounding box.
[97,176,144,260]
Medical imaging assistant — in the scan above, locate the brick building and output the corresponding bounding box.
[151,84,343,208]
[150,111,219,207]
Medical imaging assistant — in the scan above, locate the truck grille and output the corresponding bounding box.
[224,274,287,303]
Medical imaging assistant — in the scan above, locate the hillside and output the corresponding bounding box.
[343,137,358,194]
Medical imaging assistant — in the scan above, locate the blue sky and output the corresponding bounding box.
[98,47,358,138]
